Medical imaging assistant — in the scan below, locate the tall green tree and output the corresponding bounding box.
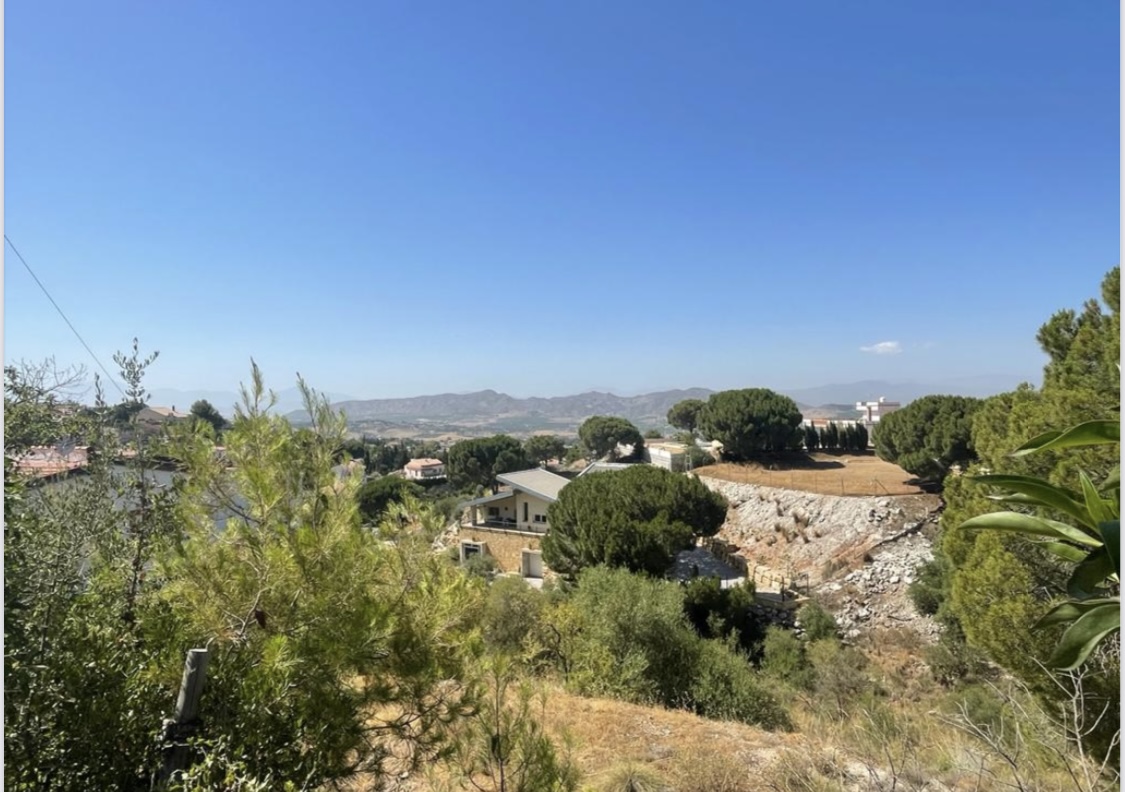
[189,399,227,436]
[524,434,566,467]
[667,399,705,434]
[357,475,424,523]
[697,389,804,460]
[824,422,839,450]
[542,465,727,577]
[447,435,531,490]
[803,423,820,452]
[855,422,869,450]
[577,416,645,462]
[873,395,982,480]
[934,268,1121,763]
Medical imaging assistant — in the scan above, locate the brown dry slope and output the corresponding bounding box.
[699,453,923,497]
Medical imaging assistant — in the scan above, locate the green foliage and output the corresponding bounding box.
[643,428,663,439]
[873,394,982,480]
[823,422,839,451]
[463,552,501,581]
[688,637,792,729]
[667,399,705,433]
[908,556,949,618]
[542,465,728,577]
[577,416,645,462]
[681,577,764,654]
[449,657,580,792]
[163,366,485,787]
[949,533,1049,679]
[5,344,184,791]
[189,399,227,435]
[806,639,873,718]
[935,271,1121,764]
[855,422,868,450]
[803,423,819,451]
[759,626,813,688]
[356,474,424,523]
[558,567,790,730]
[797,601,838,642]
[447,435,531,490]
[959,415,1120,670]
[481,577,548,656]
[524,434,567,466]
[697,389,804,460]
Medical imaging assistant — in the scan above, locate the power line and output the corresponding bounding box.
[5,234,125,397]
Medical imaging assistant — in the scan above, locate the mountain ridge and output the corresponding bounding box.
[282,374,1033,434]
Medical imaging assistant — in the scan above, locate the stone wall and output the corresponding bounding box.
[458,525,543,573]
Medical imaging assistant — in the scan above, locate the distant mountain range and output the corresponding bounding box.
[273,374,1033,437]
[146,387,355,417]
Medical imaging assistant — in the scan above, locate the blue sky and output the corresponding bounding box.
[5,2,1119,400]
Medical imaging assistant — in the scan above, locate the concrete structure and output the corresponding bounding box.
[459,468,571,577]
[856,397,901,430]
[404,457,446,481]
[578,461,634,476]
[645,441,690,472]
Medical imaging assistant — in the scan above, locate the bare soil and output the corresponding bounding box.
[698,453,924,497]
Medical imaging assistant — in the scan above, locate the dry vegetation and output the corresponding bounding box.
[698,453,924,497]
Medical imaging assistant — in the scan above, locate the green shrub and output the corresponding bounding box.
[807,639,872,718]
[482,576,546,655]
[689,639,792,730]
[463,553,499,581]
[760,626,813,689]
[797,601,838,642]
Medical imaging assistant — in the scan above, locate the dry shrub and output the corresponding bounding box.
[763,748,847,792]
[668,750,758,792]
[598,762,670,792]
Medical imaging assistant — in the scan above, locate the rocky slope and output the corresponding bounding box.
[701,477,943,640]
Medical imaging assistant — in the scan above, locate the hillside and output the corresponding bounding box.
[282,376,1031,438]
[288,388,857,436]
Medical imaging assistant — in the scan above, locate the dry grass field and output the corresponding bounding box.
[697,452,924,497]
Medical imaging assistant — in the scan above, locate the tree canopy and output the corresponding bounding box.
[667,399,705,433]
[541,465,727,577]
[697,389,804,459]
[927,267,1120,762]
[524,434,567,466]
[357,475,424,523]
[189,399,227,435]
[872,395,982,480]
[446,434,531,490]
[577,415,645,462]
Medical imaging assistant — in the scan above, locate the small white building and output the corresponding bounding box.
[856,397,901,430]
[404,458,446,481]
[645,441,690,472]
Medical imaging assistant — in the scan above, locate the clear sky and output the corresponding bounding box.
[5,2,1119,400]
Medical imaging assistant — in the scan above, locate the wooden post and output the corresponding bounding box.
[155,648,210,790]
